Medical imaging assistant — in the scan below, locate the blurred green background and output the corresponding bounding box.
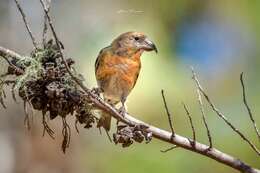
[0,0,259,173]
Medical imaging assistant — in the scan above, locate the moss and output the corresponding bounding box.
[14,56,44,91]
[0,40,95,153]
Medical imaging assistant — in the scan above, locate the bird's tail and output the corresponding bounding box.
[97,111,111,131]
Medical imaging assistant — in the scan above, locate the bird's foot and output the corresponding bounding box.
[91,87,102,96]
[118,106,127,117]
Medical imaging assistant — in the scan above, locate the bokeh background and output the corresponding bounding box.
[0,0,260,173]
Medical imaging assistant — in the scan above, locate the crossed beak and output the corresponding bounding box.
[143,38,158,53]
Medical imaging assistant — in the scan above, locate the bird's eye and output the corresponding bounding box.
[134,36,140,41]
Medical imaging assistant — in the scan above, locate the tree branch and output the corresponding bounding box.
[191,68,260,156]
[86,92,260,173]
[240,72,260,142]
[42,0,51,47]
[182,102,196,145]
[160,145,178,153]
[39,0,91,94]
[1,44,260,173]
[196,88,213,148]
[161,89,175,137]
[14,0,38,49]
[0,46,22,60]
[0,46,24,75]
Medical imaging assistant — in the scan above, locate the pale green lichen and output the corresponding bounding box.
[14,55,44,91]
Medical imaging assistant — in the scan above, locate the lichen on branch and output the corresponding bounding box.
[0,40,95,152]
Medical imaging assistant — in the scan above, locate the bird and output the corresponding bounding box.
[95,31,157,131]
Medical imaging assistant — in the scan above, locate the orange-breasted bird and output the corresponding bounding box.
[95,31,157,131]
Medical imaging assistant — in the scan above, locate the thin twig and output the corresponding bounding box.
[62,117,71,153]
[2,88,6,98]
[14,0,38,49]
[0,80,16,105]
[196,89,213,149]
[0,79,7,109]
[182,102,196,145]
[105,130,112,143]
[42,0,51,47]
[0,54,15,67]
[240,72,260,142]
[75,119,80,134]
[161,90,175,137]
[11,83,17,103]
[28,101,34,127]
[39,0,90,93]
[23,101,31,130]
[42,111,55,139]
[0,94,6,109]
[160,145,178,153]
[191,68,260,156]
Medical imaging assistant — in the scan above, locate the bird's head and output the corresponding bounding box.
[111,32,157,56]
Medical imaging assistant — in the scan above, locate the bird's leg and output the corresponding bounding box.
[91,87,103,96]
[119,97,127,117]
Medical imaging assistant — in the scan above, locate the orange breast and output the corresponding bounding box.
[96,51,141,96]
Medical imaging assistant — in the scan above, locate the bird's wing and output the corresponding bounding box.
[95,45,111,74]
[131,69,140,90]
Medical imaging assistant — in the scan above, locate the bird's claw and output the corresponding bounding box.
[91,87,102,96]
[118,106,127,117]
